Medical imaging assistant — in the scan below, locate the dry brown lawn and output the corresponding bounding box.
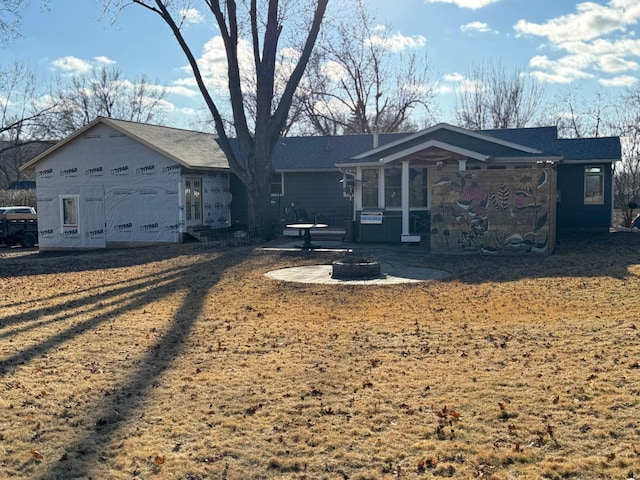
[2,234,640,480]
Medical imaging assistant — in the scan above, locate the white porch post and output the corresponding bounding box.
[401,161,410,235]
[401,161,420,243]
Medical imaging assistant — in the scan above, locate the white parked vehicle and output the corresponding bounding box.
[0,206,36,214]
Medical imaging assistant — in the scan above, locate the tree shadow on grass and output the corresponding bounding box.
[0,242,222,278]
[0,245,249,479]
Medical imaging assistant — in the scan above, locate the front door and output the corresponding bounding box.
[184,177,203,227]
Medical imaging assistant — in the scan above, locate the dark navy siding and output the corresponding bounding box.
[229,174,249,226]
[557,163,613,233]
[275,172,352,226]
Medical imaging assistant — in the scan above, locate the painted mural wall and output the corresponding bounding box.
[429,166,556,255]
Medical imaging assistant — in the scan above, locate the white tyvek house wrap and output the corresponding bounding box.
[37,185,107,248]
[202,172,232,228]
[33,123,229,249]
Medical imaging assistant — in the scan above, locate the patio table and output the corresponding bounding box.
[285,223,328,249]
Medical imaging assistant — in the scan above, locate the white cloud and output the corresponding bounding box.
[186,35,254,93]
[599,75,637,87]
[366,27,426,52]
[321,60,346,83]
[442,72,465,83]
[514,0,640,85]
[529,54,595,83]
[436,84,453,95]
[280,47,301,61]
[180,8,204,25]
[440,71,485,94]
[165,85,200,97]
[460,21,492,33]
[514,0,640,44]
[597,54,639,73]
[94,56,116,65]
[50,56,93,74]
[426,0,501,10]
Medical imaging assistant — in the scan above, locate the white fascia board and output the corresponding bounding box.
[495,155,563,163]
[380,140,491,163]
[561,157,621,164]
[350,122,543,160]
[276,168,339,173]
[351,123,452,159]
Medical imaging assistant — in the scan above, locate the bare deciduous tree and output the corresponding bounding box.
[292,0,434,135]
[0,62,57,188]
[613,84,640,227]
[104,0,328,235]
[543,86,614,139]
[52,66,168,137]
[455,61,545,130]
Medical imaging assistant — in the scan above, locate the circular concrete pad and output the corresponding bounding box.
[265,264,450,285]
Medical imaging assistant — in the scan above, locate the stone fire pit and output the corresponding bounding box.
[331,255,381,279]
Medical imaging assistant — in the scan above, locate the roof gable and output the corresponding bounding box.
[21,117,230,171]
[340,123,554,166]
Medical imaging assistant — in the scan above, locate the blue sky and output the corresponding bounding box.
[3,0,639,130]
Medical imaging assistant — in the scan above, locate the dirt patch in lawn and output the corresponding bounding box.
[2,234,640,479]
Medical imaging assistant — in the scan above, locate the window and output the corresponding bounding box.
[362,168,379,208]
[585,166,604,205]
[61,195,79,227]
[409,167,428,208]
[270,172,284,196]
[384,167,402,208]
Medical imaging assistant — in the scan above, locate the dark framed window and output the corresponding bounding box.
[270,172,284,196]
[584,166,604,205]
[362,168,379,208]
[384,167,402,208]
[409,167,428,208]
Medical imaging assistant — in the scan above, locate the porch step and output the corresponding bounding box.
[187,225,224,242]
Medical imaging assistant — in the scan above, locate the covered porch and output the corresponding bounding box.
[338,123,561,255]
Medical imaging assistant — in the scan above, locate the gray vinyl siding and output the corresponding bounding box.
[275,172,352,226]
[557,163,613,233]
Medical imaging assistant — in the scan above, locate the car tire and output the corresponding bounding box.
[21,232,36,248]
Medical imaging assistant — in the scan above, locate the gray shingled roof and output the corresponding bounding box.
[337,124,621,166]
[21,119,621,175]
[21,117,230,171]
[266,133,407,171]
[105,118,229,169]
[481,126,621,162]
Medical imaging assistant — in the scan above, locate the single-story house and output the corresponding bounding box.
[335,123,621,254]
[21,117,620,254]
[20,117,232,249]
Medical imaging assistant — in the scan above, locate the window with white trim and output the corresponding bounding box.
[61,195,79,227]
[362,168,379,208]
[584,166,604,205]
[270,172,284,196]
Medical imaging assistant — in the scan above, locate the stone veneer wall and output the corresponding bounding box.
[429,165,556,255]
